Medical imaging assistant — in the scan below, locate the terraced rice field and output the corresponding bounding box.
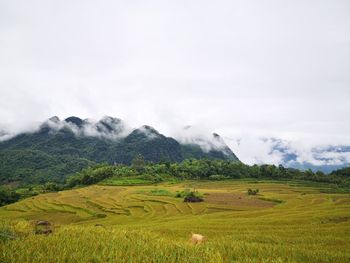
[1,180,350,262]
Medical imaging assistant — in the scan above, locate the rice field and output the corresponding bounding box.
[0,180,349,262]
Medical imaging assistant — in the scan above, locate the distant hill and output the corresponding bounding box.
[0,116,239,184]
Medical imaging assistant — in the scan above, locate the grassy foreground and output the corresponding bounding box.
[0,180,349,262]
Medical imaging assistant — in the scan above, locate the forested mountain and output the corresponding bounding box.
[0,116,238,184]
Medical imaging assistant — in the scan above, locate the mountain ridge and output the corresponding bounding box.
[0,116,239,184]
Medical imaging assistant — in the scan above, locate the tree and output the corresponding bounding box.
[132,154,145,173]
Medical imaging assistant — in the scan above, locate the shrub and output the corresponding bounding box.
[181,190,204,202]
[247,188,259,195]
[175,189,191,198]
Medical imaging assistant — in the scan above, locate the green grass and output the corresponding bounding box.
[138,188,175,197]
[0,180,349,262]
[99,176,154,186]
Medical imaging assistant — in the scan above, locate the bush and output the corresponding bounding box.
[180,190,204,202]
[247,188,259,195]
[175,189,191,198]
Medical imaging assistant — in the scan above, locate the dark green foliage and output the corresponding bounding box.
[0,150,95,185]
[0,188,20,206]
[183,190,204,202]
[132,154,145,173]
[0,125,238,185]
[66,164,115,188]
[247,188,259,195]
[175,189,194,198]
[43,182,63,192]
[174,188,204,202]
[115,127,184,164]
[331,166,350,177]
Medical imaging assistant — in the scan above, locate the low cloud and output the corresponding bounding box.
[0,130,14,142]
[1,116,350,169]
[0,116,235,155]
[171,125,229,153]
[225,135,350,168]
[43,116,132,140]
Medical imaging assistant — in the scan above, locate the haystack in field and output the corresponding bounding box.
[189,233,205,245]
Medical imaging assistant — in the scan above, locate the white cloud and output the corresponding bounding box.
[41,116,132,141]
[0,0,349,165]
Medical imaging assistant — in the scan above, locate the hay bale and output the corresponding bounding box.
[189,233,205,245]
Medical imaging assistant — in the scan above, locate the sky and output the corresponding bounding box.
[0,0,350,165]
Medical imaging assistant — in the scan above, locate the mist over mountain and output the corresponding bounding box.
[1,116,349,180]
[228,137,350,173]
[0,116,238,184]
[282,144,350,173]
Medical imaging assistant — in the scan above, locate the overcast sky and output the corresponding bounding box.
[1,0,350,164]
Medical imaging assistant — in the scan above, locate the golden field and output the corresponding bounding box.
[0,180,349,262]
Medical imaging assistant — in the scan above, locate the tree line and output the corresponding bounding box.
[1,157,349,207]
[66,156,350,188]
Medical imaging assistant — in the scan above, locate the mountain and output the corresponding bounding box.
[0,116,239,184]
